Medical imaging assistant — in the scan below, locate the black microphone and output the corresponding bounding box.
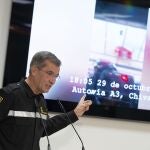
[34,98,51,150]
[57,100,85,150]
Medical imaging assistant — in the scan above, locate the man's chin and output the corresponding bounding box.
[43,88,51,93]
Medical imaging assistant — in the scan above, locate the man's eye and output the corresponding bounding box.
[47,71,53,75]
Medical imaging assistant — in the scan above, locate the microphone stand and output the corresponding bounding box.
[57,100,85,150]
[35,98,51,150]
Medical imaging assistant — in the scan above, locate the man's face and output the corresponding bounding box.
[32,60,60,93]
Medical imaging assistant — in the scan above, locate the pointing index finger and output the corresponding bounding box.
[80,95,86,103]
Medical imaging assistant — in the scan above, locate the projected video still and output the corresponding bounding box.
[27,0,150,110]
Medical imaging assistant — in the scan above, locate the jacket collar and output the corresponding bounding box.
[20,79,43,98]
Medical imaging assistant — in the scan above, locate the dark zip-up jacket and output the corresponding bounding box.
[0,80,78,150]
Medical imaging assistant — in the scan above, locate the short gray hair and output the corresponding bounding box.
[29,51,61,72]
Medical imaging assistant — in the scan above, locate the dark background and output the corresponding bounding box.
[3,0,34,86]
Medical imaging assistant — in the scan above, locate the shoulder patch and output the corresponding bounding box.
[3,83,20,93]
[0,96,3,103]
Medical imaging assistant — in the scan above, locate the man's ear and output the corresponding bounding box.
[30,66,38,76]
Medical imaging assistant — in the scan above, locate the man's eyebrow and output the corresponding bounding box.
[47,70,59,76]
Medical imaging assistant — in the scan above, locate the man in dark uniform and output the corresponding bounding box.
[0,51,92,150]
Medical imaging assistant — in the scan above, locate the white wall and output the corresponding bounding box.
[0,0,12,88]
[40,113,150,150]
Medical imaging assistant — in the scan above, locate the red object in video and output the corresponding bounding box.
[115,46,132,59]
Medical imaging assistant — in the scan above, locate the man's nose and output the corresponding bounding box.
[49,76,56,84]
